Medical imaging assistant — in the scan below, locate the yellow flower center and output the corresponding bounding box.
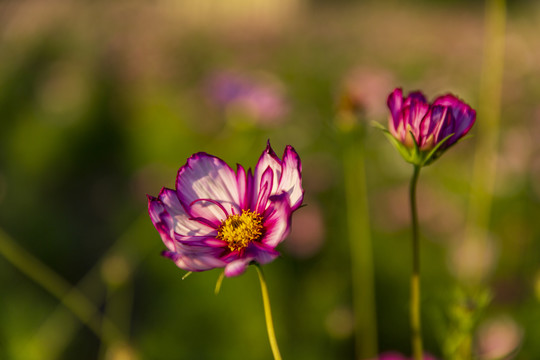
[217,210,264,252]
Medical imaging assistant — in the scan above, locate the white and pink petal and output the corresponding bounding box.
[248,242,280,265]
[224,258,252,277]
[236,164,249,210]
[163,248,227,272]
[276,145,304,210]
[148,193,176,252]
[176,153,242,225]
[260,194,292,248]
[254,167,274,214]
[252,142,282,208]
[157,188,216,237]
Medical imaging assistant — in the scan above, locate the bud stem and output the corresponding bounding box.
[410,165,424,360]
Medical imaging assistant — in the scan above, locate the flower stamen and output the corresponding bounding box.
[217,210,264,252]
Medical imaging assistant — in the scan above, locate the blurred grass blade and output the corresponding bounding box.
[0,226,124,346]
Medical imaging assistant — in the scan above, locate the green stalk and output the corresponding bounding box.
[255,265,283,360]
[409,165,423,360]
[343,137,378,359]
[464,0,506,280]
[447,1,505,358]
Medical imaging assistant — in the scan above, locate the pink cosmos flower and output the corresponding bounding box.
[386,88,476,165]
[147,142,303,277]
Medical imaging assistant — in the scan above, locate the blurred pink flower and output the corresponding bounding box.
[339,66,395,119]
[148,142,303,277]
[285,201,325,258]
[476,316,523,360]
[385,88,476,165]
[206,71,288,124]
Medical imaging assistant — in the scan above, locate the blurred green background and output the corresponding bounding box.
[1,0,540,359]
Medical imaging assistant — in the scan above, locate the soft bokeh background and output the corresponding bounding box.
[1,0,539,359]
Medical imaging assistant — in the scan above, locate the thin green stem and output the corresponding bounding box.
[255,265,282,360]
[410,165,423,360]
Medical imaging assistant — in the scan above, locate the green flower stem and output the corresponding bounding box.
[255,265,282,360]
[0,226,122,346]
[343,138,378,358]
[410,165,423,360]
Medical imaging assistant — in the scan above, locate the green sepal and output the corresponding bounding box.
[375,121,459,167]
[421,133,453,166]
[374,123,417,164]
[409,129,422,164]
